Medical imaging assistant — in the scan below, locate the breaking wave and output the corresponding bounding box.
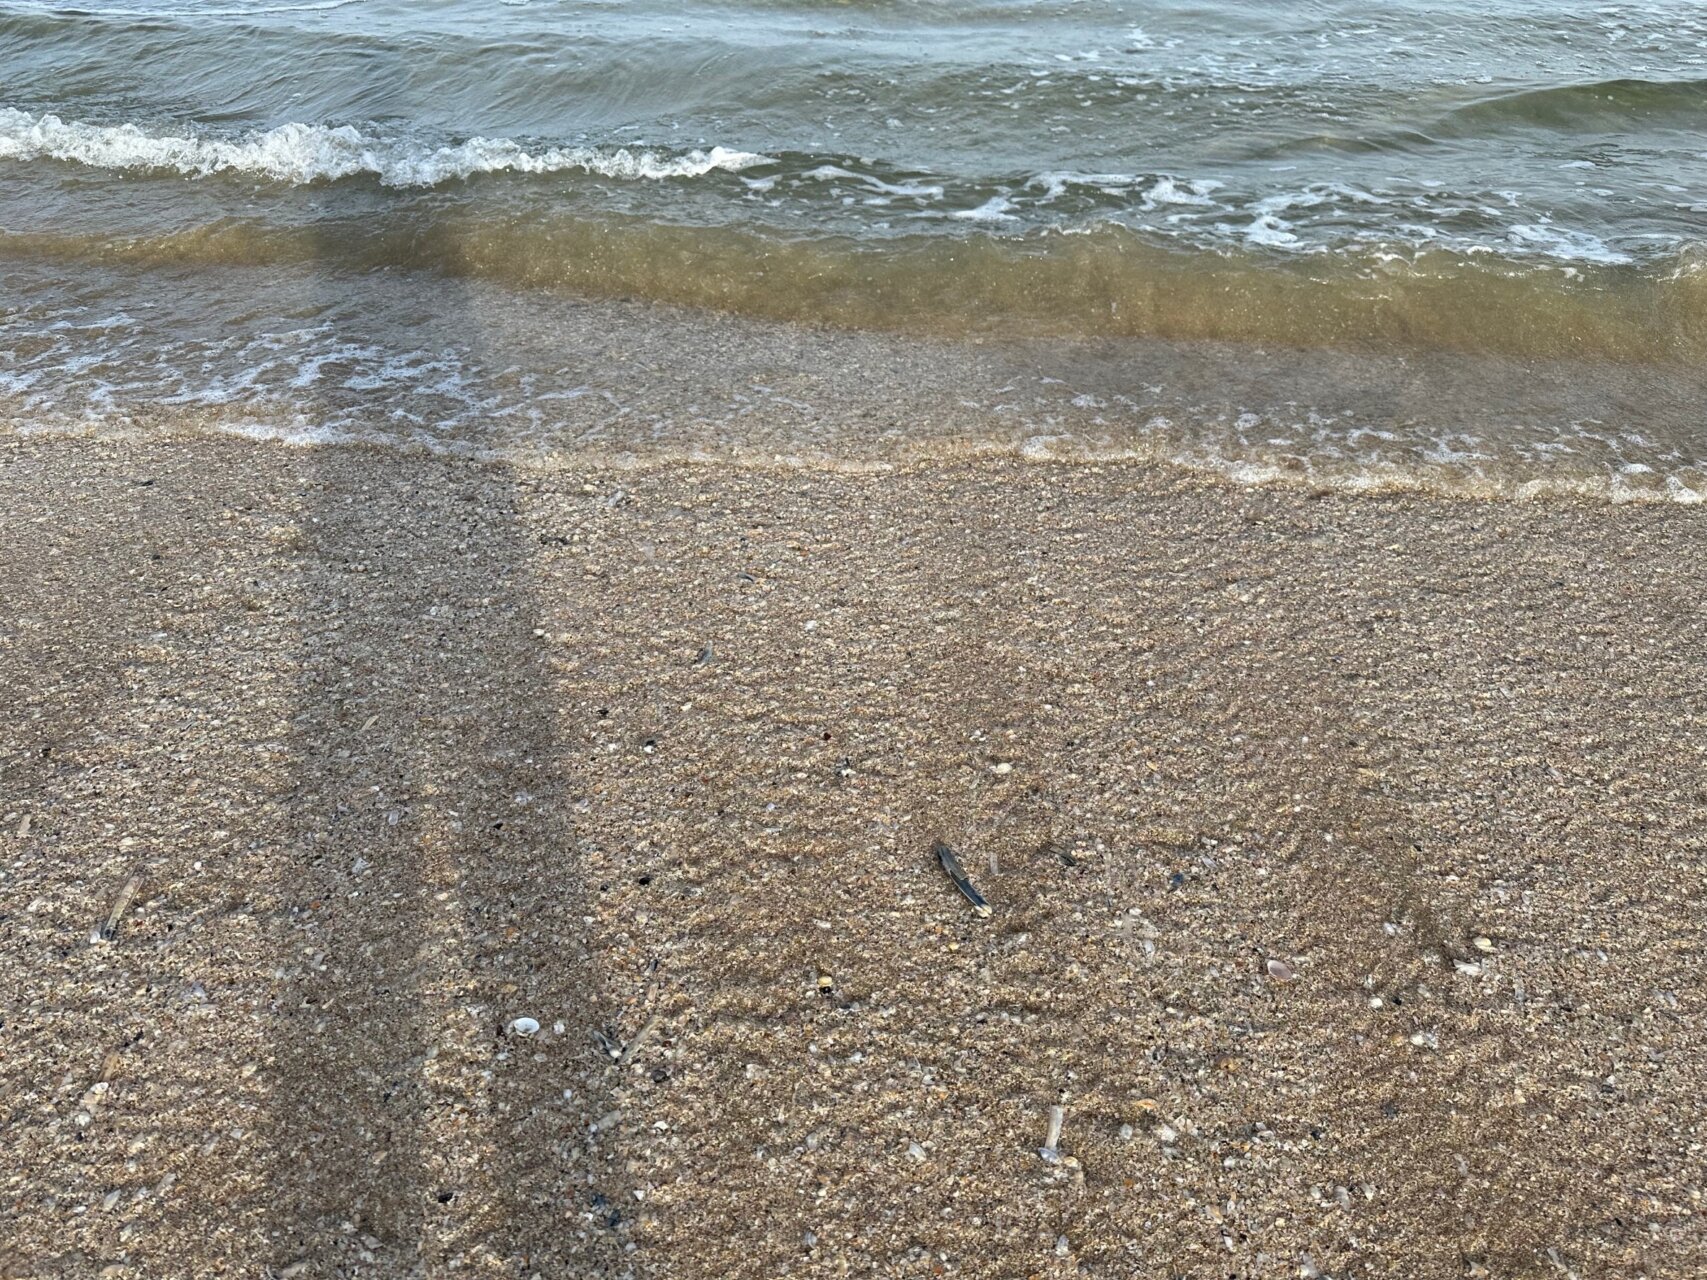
[0,109,770,187]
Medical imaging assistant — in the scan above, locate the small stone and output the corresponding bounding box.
[1473,935,1495,953]
[1266,958,1296,982]
[101,1189,122,1212]
[906,1141,927,1162]
[1118,1124,1135,1141]
[1157,1124,1178,1144]
[509,1017,540,1037]
[1055,1235,1070,1257]
[990,762,1014,775]
[1409,1031,1439,1050]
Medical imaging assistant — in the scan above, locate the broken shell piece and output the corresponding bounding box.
[98,871,145,942]
[1040,838,1078,868]
[1266,958,1296,982]
[509,1017,541,1037]
[1039,1104,1065,1161]
[1473,935,1495,953]
[592,1027,623,1060]
[933,841,992,918]
[616,1013,663,1067]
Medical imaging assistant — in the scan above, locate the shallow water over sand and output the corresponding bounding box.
[6,258,1704,502]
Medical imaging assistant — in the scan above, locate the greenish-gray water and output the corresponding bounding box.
[3,0,1705,498]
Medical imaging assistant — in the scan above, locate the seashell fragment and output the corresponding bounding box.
[1040,1103,1065,1161]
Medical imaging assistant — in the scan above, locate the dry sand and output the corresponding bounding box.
[1,432,1703,1279]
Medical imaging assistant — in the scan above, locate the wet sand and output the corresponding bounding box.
[1,431,1703,1279]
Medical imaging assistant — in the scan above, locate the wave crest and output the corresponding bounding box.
[0,109,770,187]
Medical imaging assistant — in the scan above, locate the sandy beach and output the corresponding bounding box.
[2,431,1703,1279]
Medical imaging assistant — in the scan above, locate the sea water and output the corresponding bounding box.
[3,0,1705,498]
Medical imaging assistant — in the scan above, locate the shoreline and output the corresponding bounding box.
[9,414,1707,510]
[2,431,1703,1278]
[6,253,1706,507]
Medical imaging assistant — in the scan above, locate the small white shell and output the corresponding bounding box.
[1266,958,1296,982]
[509,1016,541,1037]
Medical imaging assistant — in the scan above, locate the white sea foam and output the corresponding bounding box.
[950,195,1018,222]
[802,165,942,199]
[1145,176,1220,207]
[0,109,770,187]
[1027,171,1148,201]
[1243,213,1300,248]
[1506,223,1633,265]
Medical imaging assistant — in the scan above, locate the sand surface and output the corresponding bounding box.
[1,433,1703,1279]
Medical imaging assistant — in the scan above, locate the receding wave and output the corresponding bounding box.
[4,248,1704,507]
[3,212,1703,365]
[0,109,770,186]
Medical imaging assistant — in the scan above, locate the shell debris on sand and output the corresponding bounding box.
[1040,837,1077,867]
[933,839,991,917]
[616,1012,664,1067]
[1039,1103,1066,1162]
[95,870,145,943]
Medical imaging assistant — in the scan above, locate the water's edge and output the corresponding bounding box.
[6,258,1702,505]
